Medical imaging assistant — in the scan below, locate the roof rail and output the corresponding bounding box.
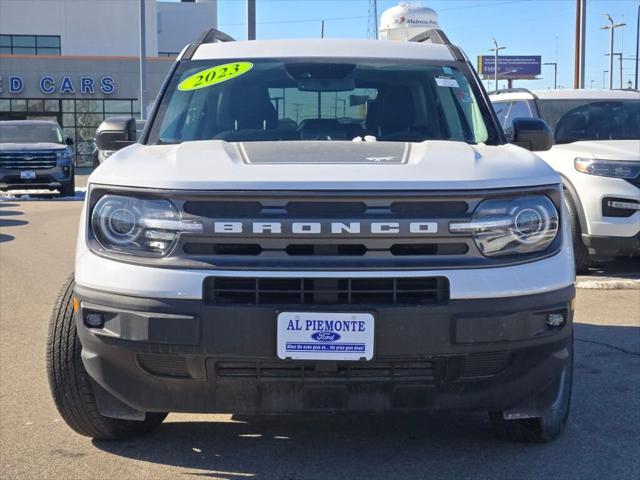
[408,29,466,62]
[490,88,537,98]
[182,28,236,61]
[409,29,452,45]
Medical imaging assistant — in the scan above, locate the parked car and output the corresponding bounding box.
[0,120,75,197]
[47,29,575,443]
[490,89,640,272]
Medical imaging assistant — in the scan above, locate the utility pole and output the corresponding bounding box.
[590,79,595,89]
[490,38,506,92]
[367,0,379,39]
[601,14,626,89]
[573,0,587,88]
[544,62,558,89]
[321,20,325,38]
[602,70,608,88]
[635,2,639,89]
[139,0,147,120]
[247,0,256,40]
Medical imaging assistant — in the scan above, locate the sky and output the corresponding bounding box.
[195,0,640,91]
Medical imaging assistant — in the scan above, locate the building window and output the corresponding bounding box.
[158,52,179,58]
[0,35,61,55]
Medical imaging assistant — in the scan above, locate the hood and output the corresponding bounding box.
[90,140,560,191]
[0,143,68,152]
[551,140,640,162]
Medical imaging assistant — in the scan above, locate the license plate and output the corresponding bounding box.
[277,312,374,361]
[20,170,36,180]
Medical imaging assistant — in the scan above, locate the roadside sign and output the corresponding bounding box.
[477,55,542,80]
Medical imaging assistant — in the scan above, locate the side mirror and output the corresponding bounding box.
[65,137,74,146]
[509,117,554,152]
[95,116,138,152]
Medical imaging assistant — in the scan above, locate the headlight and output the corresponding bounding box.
[449,195,559,257]
[575,158,640,179]
[91,195,202,256]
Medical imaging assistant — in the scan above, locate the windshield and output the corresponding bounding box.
[537,99,640,144]
[0,123,64,144]
[148,59,497,145]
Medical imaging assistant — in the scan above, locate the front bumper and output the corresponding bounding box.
[582,233,640,258]
[0,165,72,191]
[75,284,575,416]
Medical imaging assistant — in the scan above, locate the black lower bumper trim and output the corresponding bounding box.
[74,285,575,416]
[582,233,640,257]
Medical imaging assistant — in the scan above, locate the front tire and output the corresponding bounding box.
[59,177,75,197]
[489,335,573,443]
[564,192,591,274]
[46,275,167,440]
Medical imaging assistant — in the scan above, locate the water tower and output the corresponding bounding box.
[378,3,439,41]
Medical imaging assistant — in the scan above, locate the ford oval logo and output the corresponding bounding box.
[312,331,341,342]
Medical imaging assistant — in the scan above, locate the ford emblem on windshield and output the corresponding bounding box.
[311,331,341,342]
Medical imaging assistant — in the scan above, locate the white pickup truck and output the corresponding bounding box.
[47,29,575,443]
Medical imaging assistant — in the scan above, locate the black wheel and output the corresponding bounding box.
[46,275,167,440]
[489,334,573,443]
[59,176,75,197]
[564,191,591,274]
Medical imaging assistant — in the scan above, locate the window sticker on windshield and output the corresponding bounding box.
[435,77,459,88]
[178,62,254,91]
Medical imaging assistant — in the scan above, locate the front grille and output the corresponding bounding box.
[0,152,57,170]
[460,352,511,378]
[137,353,190,378]
[183,200,469,219]
[215,359,435,380]
[203,276,449,305]
[176,194,479,269]
[184,242,469,257]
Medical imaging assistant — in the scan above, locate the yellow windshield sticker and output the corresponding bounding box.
[178,62,253,91]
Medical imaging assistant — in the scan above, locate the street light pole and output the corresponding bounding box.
[544,62,558,89]
[602,70,608,88]
[601,14,626,89]
[139,0,147,120]
[605,53,624,89]
[635,2,639,89]
[247,0,256,40]
[490,38,506,92]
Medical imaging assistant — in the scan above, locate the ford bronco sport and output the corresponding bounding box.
[47,29,576,443]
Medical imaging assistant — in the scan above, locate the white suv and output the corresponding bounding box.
[490,89,640,272]
[46,29,576,443]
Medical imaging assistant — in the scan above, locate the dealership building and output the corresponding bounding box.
[0,0,217,165]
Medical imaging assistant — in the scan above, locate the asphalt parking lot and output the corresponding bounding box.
[1,181,639,480]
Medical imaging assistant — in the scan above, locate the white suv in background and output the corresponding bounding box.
[490,89,640,272]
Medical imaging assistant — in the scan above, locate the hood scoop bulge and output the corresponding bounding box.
[240,141,409,165]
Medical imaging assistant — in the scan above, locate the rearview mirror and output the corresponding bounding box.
[95,116,138,152]
[509,117,554,152]
[65,137,74,146]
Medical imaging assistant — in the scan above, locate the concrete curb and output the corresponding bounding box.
[576,278,640,290]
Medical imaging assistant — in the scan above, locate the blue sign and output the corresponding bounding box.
[477,56,542,79]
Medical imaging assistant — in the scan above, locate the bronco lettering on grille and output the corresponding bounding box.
[212,221,438,235]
